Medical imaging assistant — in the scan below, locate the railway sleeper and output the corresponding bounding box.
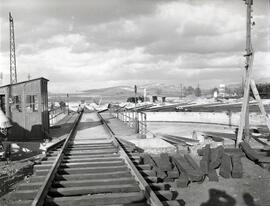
[68,142,113,146]
[143,176,158,183]
[65,148,118,155]
[45,191,146,206]
[18,177,137,190]
[72,140,113,145]
[46,153,121,160]
[47,148,118,156]
[162,200,186,206]
[66,146,116,151]
[149,182,174,191]
[49,184,140,197]
[5,201,149,206]
[40,156,122,165]
[35,165,129,176]
[54,171,133,181]
[34,160,125,171]
[154,190,179,201]
[10,189,38,200]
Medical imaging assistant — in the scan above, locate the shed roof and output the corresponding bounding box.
[0,77,49,89]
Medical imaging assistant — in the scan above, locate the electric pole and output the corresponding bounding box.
[236,0,253,146]
[9,12,17,84]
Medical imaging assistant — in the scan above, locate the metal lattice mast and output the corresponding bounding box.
[9,12,17,84]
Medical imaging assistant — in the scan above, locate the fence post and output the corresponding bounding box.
[144,113,147,135]
[134,112,139,134]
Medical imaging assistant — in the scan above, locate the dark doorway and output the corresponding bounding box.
[0,95,6,114]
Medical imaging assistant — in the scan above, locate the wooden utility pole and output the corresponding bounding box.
[236,0,253,146]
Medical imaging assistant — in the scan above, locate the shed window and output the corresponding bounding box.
[26,95,38,112]
[13,96,22,112]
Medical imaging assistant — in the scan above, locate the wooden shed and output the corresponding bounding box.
[0,77,49,141]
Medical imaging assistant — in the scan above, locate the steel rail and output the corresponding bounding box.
[31,111,83,206]
[97,112,163,206]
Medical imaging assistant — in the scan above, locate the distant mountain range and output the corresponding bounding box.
[49,78,269,103]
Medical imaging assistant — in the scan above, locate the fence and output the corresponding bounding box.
[49,107,66,126]
[111,110,147,136]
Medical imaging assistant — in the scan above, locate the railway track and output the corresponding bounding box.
[8,111,165,206]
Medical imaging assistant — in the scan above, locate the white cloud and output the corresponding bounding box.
[0,0,269,92]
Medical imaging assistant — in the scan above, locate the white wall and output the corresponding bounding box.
[145,112,267,126]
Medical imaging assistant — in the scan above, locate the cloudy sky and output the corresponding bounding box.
[0,0,269,92]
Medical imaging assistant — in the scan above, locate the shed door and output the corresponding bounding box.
[25,95,41,140]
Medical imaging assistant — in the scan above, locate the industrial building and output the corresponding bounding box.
[0,77,49,141]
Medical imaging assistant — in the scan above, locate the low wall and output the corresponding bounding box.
[145,112,267,127]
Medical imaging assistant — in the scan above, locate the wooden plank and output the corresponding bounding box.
[45,192,146,206]
[49,153,120,160]
[184,154,202,172]
[150,183,172,190]
[57,165,128,174]
[153,153,173,171]
[209,146,224,169]
[157,133,199,143]
[141,153,156,166]
[231,155,243,178]
[43,156,121,164]
[36,165,129,176]
[11,190,38,200]
[162,200,186,206]
[11,201,149,206]
[144,176,158,183]
[208,168,219,182]
[166,170,180,179]
[141,153,166,179]
[219,154,232,179]
[172,155,203,182]
[65,148,118,155]
[155,190,177,201]
[35,160,124,170]
[135,164,152,170]
[174,175,189,188]
[200,144,211,175]
[19,178,136,190]
[202,131,236,141]
[66,146,115,151]
[49,184,140,196]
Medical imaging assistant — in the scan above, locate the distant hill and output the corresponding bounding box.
[49,78,270,103]
[49,84,183,103]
